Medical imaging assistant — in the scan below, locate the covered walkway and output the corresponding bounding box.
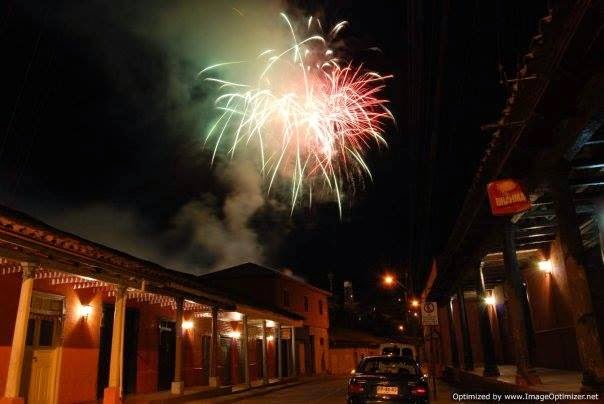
[0,205,302,404]
[421,0,604,394]
[450,366,582,393]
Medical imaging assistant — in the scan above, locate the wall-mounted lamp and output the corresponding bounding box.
[182,320,194,330]
[227,331,241,339]
[398,325,404,331]
[538,260,552,273]
[484,295,496,306]
[78,305,93,319]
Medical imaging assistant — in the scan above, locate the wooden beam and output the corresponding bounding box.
[564,111,604,160]
[516,240,554,248]
[571,179,604,188]
[516,231,557,239]
[522,204,594,218]
[518,223,558,231]
[572,159,604,170]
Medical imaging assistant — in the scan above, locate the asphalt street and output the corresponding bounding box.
[191,376,472,404]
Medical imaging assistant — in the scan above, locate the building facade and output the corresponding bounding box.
[0,206,303,404]
[422,0,604,391]
[199,263,331,376]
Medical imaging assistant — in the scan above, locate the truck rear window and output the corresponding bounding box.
[359,358,418,376]
[382,347,400,356]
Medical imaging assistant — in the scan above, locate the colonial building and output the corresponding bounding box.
[199,263,331,376]
[0,206,303,404]
[422,0,604,391]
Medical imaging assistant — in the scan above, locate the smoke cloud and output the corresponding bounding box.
[49,160,267,273]
[170,161,266,271]
[9,0,303,273]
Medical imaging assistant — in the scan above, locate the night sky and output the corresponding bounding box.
[1,0,547,298]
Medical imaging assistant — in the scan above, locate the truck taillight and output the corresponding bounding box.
[348,382,365,394]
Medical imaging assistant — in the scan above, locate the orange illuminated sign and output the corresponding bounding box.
[487,179,531,216]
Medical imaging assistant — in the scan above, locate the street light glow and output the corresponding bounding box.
[538,260,552,273]
[411,299,420,308]
[383,274,395,286]
[485,295,496,306]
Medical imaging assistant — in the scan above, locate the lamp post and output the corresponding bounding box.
[381,273,422,338]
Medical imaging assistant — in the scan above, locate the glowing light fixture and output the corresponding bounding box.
[78,305,93,319]
[266,335,275,342]
[227,331,241,339]
[398,325,404,331]
[383,274,395,286]
[182,320,194,330]
[538,260,552,273]
[411,299,420,308]
[485,295,496,306]
[265,320,275,328]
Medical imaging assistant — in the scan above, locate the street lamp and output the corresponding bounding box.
[383,274,395,286]
[382,274,408,291]
[410,299,420,308]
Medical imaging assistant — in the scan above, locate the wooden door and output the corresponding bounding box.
[22,315,60,404]
[219,337,231,385]
[201,335,211,385]
[158,320,176,391]
[280,339,289,377]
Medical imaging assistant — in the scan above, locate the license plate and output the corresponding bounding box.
[376,386,399,395]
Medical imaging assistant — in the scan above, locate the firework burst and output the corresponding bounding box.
[201,13,394,215]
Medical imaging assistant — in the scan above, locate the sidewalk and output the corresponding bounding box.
[446,365,583,393]
[186,376,337,403]
[122,377,310,404]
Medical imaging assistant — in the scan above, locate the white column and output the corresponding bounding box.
[104,285,126,403]
[290,326,297,377]
[171,298,184,394]
[242,315,250,387]
[208,306,220,387]
[3,263,36,400]
[277,323,283,379]
[261,320,268,384]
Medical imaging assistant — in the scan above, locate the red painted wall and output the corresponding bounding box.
[524,237,580,370]
[465,297,484,366]
[0,273,23,397]
[452,297,464,367]
[437,306,452,367]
